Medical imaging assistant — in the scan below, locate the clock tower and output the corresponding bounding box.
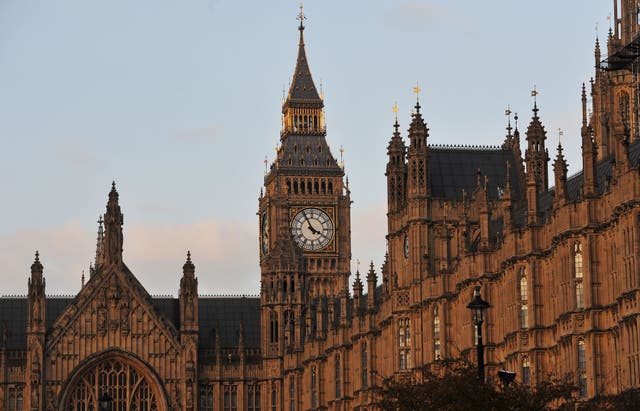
[258,7,351,365]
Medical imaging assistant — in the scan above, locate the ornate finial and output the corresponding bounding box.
[356,258,361,273]
[393,102,399,121]
[607,14,612,30]
[183,250,195,275]
[505,106,513,136]
[339,145,344,169]
[413,82,421,111]
[264,155,268,175]
[81,270,85,288]
[514,112,519,130]
[31,250,43,276]
[319,80,324,100]
[476,168,482,187]
[297,2,306,31]
[557,128,563,147]
[104,181,124,265]
[531,85,539,116]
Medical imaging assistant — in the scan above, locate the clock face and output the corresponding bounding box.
[291,208,333,251]
[404,234,409,259]
[261,212,269,255]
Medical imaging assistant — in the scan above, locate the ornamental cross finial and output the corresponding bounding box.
[392,102,399,122]
[298,2,306,29]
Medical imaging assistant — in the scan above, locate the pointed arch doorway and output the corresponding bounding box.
[59,350,169,411]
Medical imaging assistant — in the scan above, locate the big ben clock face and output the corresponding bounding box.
[291,208,333,251]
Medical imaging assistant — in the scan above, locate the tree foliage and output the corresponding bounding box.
[377,360,578,411]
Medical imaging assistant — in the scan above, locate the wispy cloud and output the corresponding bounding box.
[0,218,259,296]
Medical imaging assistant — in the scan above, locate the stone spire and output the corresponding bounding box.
[103,182,124,266]
[94,215,104,272]
[27,251,45,410]
[281,3,324,136]
[386,105,407,213]
[524,95,550,192]
[180,251,199,336]
[581,83,598,196]
[553,143,568,207]
[353,268,364,314]
[366,261,377,312]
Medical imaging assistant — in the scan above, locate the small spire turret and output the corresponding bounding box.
[103,182,124,266]
[553,142,569,206]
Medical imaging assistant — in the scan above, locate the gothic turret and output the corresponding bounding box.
[524,99,549,192]
[103,182,124,266]
[581,83,598,195]
[386,112,407,213]
[407,99,429,198]
[179,251,199,335]
[26,251,45,411]
[553,143,568,207]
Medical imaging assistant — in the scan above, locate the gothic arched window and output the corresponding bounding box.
[399,317,411,369]
[574,242,584,309]
[335,354,341,398]
[311,366,317,408]
[522,356,531,386]
[63,357,159,411]
[433,307,441,360]
[520,268,529,329]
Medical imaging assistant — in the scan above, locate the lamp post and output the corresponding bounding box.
[98,391,112,411]
[467,285,490,382]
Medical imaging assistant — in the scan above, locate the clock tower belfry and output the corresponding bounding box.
[258,7,351,363]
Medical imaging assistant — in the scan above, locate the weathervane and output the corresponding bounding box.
[505,105,512,134]
[413,82,421,103]
[557,128,564,146]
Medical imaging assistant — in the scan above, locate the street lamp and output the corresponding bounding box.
[98,392,112,411]
[467,285,490,382]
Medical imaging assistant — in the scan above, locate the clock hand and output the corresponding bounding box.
[302,211,321,235]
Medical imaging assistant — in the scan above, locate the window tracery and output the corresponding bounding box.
[63,358,158,411]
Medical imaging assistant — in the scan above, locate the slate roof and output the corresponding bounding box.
[428,146,523,201]
[274,133,342,175]
[0,296,261,351]
[286,26,321,105]
[539,138,640,213]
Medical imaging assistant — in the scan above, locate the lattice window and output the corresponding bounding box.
[574,243,584,309]
[7,386,23,410]
[433,307,441,360]
[335,355,341,399]
[64,358,158,411]
[361,342,368,389]
[418,160,424,184]
[311,366,317,408]
[519,268,529,329]
[522,356,531,386]
[248,384,260,411]
[224,385,237,411]
[200,385,214,411]
[289,376,295,411]
[398,317,411,370]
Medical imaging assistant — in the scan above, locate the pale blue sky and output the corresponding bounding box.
[0,1,611,295]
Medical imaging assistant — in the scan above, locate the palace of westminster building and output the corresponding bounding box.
[2,1,640,410]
